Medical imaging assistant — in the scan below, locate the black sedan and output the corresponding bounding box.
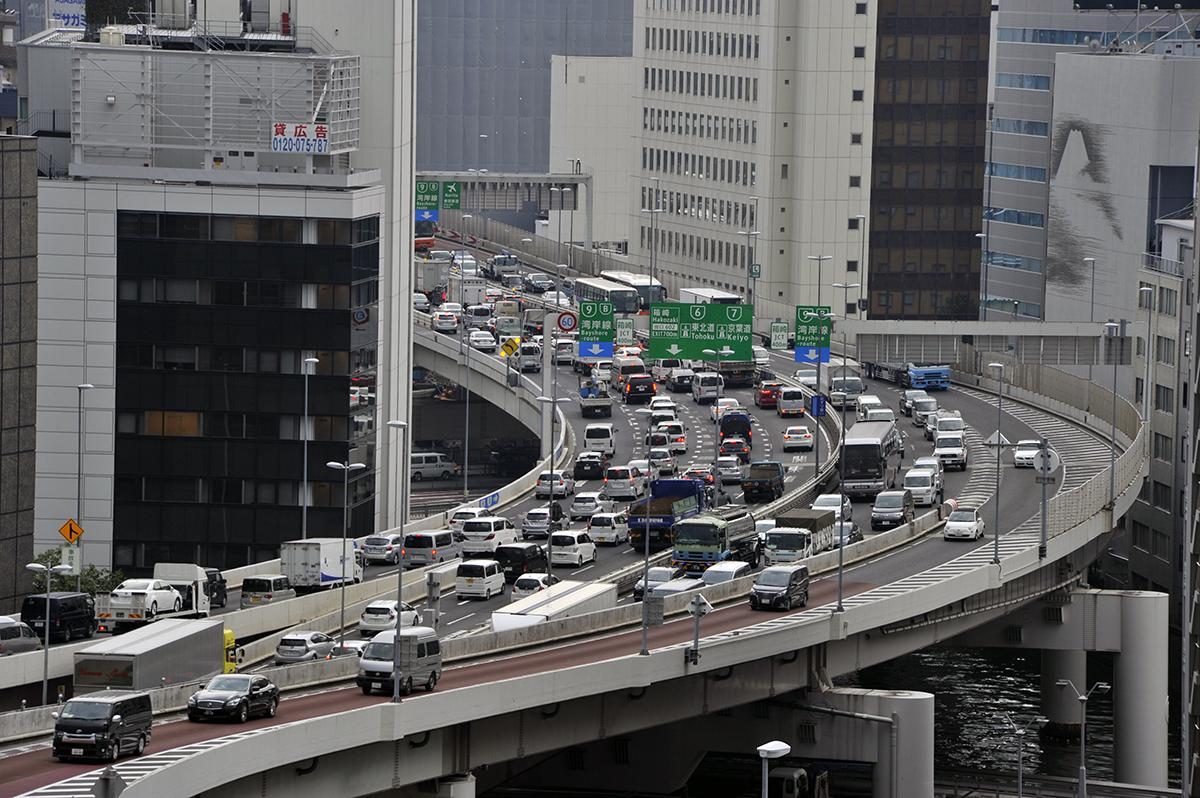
[572,452,609,480]
[187,674,278,723]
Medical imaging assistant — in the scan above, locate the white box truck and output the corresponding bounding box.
[74,619,227,693]
[280,538,362,592]
[490,581,617,632]
[448,273,486,307]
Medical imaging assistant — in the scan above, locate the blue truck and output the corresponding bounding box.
[866,361,950,390]
[671,507,760,572]
[627,479,707,552]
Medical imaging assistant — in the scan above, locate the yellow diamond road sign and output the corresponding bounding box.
[499,336,521,357]
[59,518,84,545]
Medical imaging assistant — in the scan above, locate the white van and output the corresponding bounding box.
[777,387,807,418]
[460,517,518,554]
[865,407,897,423]
[410,452,460,481]
[702,560,753,586]
[612,355,647,388]
[400,530,460,568]
[583,423,617,456]
[356,626,442,695]
[652,358,683,382]
[691,372,724,403]
[855,395,884,422]
[517,342,542,372]
[463,304,493,329]
[455,559,505,600]
[902,467,942,507]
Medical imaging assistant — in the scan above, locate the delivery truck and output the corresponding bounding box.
[73,619,231,693]
[280,538,362,593]
[760,509,836,566]
[94,562,213,633]
[490,581,617,632]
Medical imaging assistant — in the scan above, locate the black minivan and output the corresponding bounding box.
[20,592,95,643]
[494,543,548,583]
[52,690,153,761]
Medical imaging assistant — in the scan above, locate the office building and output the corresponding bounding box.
[17,0,415,570]
[0,133,37,611]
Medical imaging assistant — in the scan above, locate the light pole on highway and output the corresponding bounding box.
[805,255,832,481]
[703,347,735,508]
[831,282,860,614]
[537,396,571,572]
[987,362,1005,566]
[1104,321,1121,507]
[854,215,866,316]
[385,420,408,704]
[1001,713,1036,797]
[641,178,663,302]
[301,358,319,539]
[74,382,92,591]
[1085,256,1097,382]
[1138,286,1155,422]
[634,406,655,656]
[757,740,791,798]
[326,460,366,647]
[1056,679,1110,798]
[738,221,759,304]
[25,562,72,706]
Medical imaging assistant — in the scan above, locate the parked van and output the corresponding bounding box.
[748,565,811,611]
[52,690,153,761]
[702,560,753,586]
[20,591,95,643]
[517,342,542,372]
[776,387,807,418]
[239,575,296,609]
[612,355,647,388]
[460,517,518,554]
[400,530,459,568]
[691,372,724,403]
[855,395,884,422]
[356,626,442,695]
[455,560,505,600]
[583,423,617,456]
[410,452,460,481]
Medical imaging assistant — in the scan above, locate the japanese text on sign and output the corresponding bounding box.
[578,301,615,342]
[271,122,330,155]
[415,181,441,211]
[646,303,753,360]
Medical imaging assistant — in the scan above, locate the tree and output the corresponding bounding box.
[29,548,124,596]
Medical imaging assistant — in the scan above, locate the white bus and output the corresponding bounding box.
[599,270,667,309]
[679,287,741,305]
[573,277,640,314]
[840,421,904,499]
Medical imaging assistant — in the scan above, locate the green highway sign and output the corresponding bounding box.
[442,181,461,210]
[578,301,614,342]
[749,263,761,279]
[794,305,831,364]
[647,303,753,360]
[415,180,440,211]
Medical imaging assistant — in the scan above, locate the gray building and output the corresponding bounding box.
[416,0,632,173]
[984,0,1199,320]
[0,133,36,612]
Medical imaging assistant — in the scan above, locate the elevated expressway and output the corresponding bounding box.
[3,342,1152,798]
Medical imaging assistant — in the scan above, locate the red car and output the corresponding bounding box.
[754,381,783,408]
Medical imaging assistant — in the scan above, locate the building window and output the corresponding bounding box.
[994,73,1051,91]
[854,46,866,58]
[1154,433,1174,462]
[992,118,1050,137]
[144,411,201,437]
[851,133,862,145]
[847,260,859,272]
[1158,286,1178,316]
[848,218,860,230]
[1155,335,1176,365]
[983,207,1046,228]
[1154,383,1175,412]
[986,162,1048,183]
[855,2,867,13]
[1153,531,1170,560]
[984,251,1043,274]
[1152,480,1172,512]
[849,175,861,187]
[1132,520,1150,551]
[852,89,864,101]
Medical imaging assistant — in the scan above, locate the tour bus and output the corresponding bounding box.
[840,420,904,499]
[599,270,667,310]
[678,287,741,305]
[573,277,640,314]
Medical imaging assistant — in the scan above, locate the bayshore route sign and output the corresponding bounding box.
[647,303,753,360]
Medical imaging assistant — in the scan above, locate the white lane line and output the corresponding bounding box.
[444,613,476,626]
[456,599,471,606]
[571,564,596,576]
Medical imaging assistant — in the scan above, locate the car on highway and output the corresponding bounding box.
[583,423,617,457]
[0,616,41,656]
[911,397,940,426]
[652,358,683,382]
[656,421,688,454]
[535,470,576,498]
[108,579,182,617]
[649,396,679,414]
[913,455,944,478]
[710,397,741,423]
[449,507,489,536]
[460,516,519,554]
[588,512,630,545]
[649,576,706,598]
[511,573,559,599]
[865,407,897,423]
[648,447,678,477]
[361,532,406,565]
[358,600,421,637]
[719,436,752,464]
[590,360,613,383]
[944,507,986,541]
[682,464,716,485]
[521,504,565,539]
[902,468,943,507]
[643,429,670,451]
[833,520,864,547]
[782,425,814,452]
[1012,439,1044,468]
[572,451,609,480]
[633,565,684,600]
[329,639,368,658]
[668,367,695,392]
[603,465,648,499]
[549,530,597,567]
[468,330,497,353]
[870,490,915,530]
[812,493,853,521]
[273,631,336,665]
[622,374,657,404]
[569,491,615,521]
[749,564,810,611]
[702,560,753,586]
[793,369,818,389]
[412,292,431,313]
[715,455,743,484]
[495,542,549,582]
[428,249,454,263]
[934,432,969,471]
[430,311,458,333]
[400,531,460,568]
[899,389,929,416]
[523,272,554,293]
[754,381,783,408]
[776,387,808,418]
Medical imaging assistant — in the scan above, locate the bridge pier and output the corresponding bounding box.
[1114,591,1168,788]
[1040,649,1087,740]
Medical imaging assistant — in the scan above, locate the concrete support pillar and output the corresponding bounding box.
[1040,649,1087,740]
[870,690,935,798]
[1115,591,1168,788]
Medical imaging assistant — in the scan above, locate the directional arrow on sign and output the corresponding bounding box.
[588,343,604,355]
[666,344,683,356]
[418,210,435,221]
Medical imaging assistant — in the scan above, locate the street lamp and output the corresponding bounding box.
[385,420,408,704]
[642,177,664,306]
[1138,286,1155,422]
[831,283,860,614]
[74,383,93,591]
[326,460,366,646]
[1056,679,1111,798]
[26,562,72,705]
[757,740,791,798]
[738,223,760,302]
[537,396,571,571]
[301,358,319,539]
[806,256,833,478]
[703,347,735,508]
[976,232,988,319]
[988,362,1005,566]
[1104,321,1121,506]
[633,406,656,656]
[1001,713,1036,797]
[1085,257,1098,382]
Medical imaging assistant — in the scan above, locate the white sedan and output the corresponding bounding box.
[710,397,741,423]
[568,491,615,521]
[944,508,986,540]
[468,330,497,353]
[109,579,183,616]
[1012,439,1043,468]
[782,425,814,452]
[511,573,558,599]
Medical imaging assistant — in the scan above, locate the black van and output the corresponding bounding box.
[748,565,810,611]
[20,592,95,642]
[494,543,548,583]
[52,690,153,761]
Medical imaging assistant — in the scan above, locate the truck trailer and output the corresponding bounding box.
[280,538,362,592]
[73,619,229,693]
[490,581,617,632]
